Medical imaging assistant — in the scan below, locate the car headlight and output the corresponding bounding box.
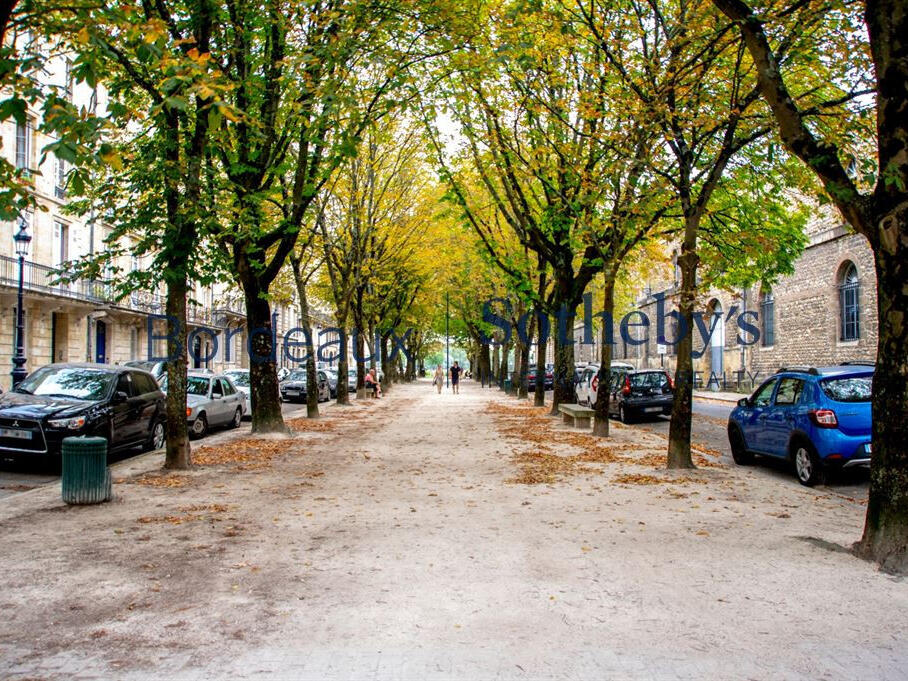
[48,416,87,430]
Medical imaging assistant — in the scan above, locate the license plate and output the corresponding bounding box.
[286,390,299,396]
[865,443,872,454]
[645,407,661,413]
[0,427,32,440]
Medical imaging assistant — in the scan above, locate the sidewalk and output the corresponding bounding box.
[1,380,902,681]
[693,389,744,403]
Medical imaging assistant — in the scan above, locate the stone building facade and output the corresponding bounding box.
[572,209,878,391]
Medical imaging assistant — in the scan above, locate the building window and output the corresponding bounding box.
[839,263,860,341]
[15,119,32,171]
[64,58,74,101]
[55,157,67,199]
[760,289,774,347]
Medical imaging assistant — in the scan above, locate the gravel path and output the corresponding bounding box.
[0,380,904,680]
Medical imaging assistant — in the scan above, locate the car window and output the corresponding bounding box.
[220,378,236,396]
[630,372,670,389]
[820,376,872,402]
[130,372,155,395]
[186,377,211,396]
[774,377,804,406]
[117,373,135,397]
[752,379,777,407]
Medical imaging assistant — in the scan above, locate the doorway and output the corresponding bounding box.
[95,320,107,364]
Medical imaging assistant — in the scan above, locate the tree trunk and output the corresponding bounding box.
[491,343,500,387]
[593,274,616,437]
[335,321,351,405]
[856,222,908,572]
[480,342,491,386]
[499,338,510,390]
[551,305,576,415]
[380,333,391,395]
[534,333,546,407]
[163,277,191,469]
[667,243,698,469]
[290,256,319,419]
[355,330,367,400]
[244,290,287,433]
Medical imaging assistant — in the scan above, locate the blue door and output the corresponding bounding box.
[740,378,777,452]
[95,320,107,364]
[763,377,805,457]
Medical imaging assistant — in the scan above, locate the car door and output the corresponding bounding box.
[130,372,159,437]
[740,378,778,453]
[208,378,228,425]
[317,371,329,401]
[763,376,805,457]
[609,370,626,414]
[220,378,242,421]
[110,373,138,448]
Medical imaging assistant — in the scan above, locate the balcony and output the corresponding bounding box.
[0,255,163,315]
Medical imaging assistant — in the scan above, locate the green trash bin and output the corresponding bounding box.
[61,436,111,505]
[504,378,513,392]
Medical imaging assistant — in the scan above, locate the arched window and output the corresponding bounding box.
[760,288,774,346]
[839,263,860,341]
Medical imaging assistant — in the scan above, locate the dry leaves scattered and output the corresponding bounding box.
[286,417,338,433]
[136,503,231,525]
[489,399,724,485]
[192,438,297,469]
[119,472,193,488]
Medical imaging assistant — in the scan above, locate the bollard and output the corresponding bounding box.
[61,436,111,505]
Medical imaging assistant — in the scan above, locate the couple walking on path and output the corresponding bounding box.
[433,362,461,394]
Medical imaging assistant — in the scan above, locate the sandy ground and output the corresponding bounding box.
[0,380,905,680]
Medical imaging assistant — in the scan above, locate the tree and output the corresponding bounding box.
[713,0,908,573]
[57,0,228,469]
[584,0,808,464]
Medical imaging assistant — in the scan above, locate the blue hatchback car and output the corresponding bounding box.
[727,363,873,486]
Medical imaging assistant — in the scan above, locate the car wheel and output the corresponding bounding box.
[619,404,632,424]
[230,408,242,429]
[793,441,824,487]
[190,413,208,439]
[145,421,166,452]
[728,425,753,465]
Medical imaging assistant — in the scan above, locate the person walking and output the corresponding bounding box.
[433,365,444,394]
[449,361,462,395]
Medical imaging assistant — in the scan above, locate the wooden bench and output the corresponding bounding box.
[557,403,595,429]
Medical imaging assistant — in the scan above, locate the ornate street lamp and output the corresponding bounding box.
[11,216,32,388]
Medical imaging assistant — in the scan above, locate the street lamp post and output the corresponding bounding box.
[11,217,32,388]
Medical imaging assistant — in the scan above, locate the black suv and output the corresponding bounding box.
[608,368,674,423]
[0,363,166,465]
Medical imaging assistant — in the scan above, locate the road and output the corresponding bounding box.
[0,398,317,501]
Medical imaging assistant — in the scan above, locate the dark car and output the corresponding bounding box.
[124,360,167,382]
[0,363,166,466]
[607,368,674,423]
[526,366,554,391]
[727,364,873,486]
[279,369,330,403]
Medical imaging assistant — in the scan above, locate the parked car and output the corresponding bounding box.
[124,360,167,382]
[0,363,166,466]
[575,361,636,406]
[223,369,251,416]
[727,364,873,486]
[322,368,339,397]
[347,369,358,392]
[607,368,673,422]
[279,369,331,403]
[526,366,554,391]
[160,372,246,438]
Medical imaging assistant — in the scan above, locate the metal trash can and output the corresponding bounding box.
[61,436,111,505]
[504,378,513,392]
